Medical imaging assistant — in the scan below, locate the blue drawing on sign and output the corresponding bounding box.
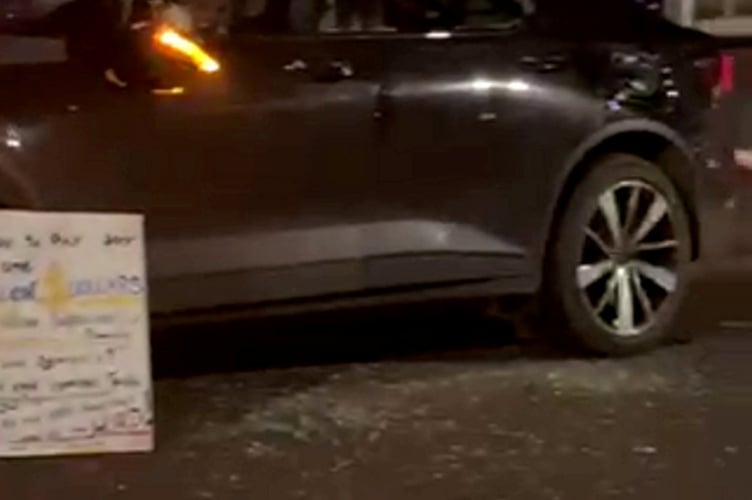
[68,275,145,298]
[0,280,37,302]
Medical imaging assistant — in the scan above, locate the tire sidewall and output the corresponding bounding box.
[551,154,692,355]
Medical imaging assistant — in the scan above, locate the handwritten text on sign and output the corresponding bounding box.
[0,211,152,457]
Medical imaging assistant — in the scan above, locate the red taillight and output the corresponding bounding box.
[720,53,735,94]
[698,53,734,105]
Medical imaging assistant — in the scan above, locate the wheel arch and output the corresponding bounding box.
[544,120,701,268]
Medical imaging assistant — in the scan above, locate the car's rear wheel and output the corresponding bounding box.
[544,154,692,355]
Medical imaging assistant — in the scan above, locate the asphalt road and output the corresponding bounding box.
[2,273,752,500]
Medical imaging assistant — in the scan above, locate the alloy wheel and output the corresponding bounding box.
[576,180,680,336]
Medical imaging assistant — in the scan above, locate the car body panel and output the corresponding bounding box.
[0,0,732,315]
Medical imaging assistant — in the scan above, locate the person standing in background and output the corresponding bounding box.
[47,0,154,86]
[156,0,195,32]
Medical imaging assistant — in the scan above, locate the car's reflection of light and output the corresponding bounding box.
[4,126,21,150]
[425,31,451,40]
[390,78,535,97]
[152,86,185,96]
[470,78,531,93]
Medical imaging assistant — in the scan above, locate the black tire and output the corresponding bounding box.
[542,153,692,355]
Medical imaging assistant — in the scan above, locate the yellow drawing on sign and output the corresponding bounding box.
[41,261,71,312]
[75,294,140,309]
[40,262,142,312]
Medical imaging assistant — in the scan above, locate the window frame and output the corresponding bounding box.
[230,0,533,40]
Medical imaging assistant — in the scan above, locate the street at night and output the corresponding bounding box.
[2,271,752,500]
[5,0,752,498]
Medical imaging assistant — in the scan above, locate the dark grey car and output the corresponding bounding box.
[0,0,735,354]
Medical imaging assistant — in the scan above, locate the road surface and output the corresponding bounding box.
[2,272,752,499]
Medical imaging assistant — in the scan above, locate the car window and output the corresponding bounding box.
[232,0,533,35]
[386,0,530,32]
[457,0,530,30]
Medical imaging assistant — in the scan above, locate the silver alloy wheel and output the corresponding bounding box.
[576,180,680,336]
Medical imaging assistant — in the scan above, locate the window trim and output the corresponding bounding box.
[231,0,531,40]
[233,25,525,44]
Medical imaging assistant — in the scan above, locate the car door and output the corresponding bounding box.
[146,18,384,311]
[0,6,381,312]
[364,0,595,289]
[139,33,362,312]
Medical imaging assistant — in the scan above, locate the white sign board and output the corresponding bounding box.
[0,211,152,457]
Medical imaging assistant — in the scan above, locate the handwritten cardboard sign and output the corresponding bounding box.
[0,211,152,457]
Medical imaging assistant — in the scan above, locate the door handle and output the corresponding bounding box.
[315,60,354,82]
[283,59,308,73]
[283,59,354,82]
[519,54,567,73]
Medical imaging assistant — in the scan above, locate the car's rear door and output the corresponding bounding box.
[0,8,381,312]
[362,0,593,290]
[143,25,381,312]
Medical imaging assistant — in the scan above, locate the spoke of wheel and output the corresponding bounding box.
[577,260,613,289]
[631,193,668,244]
[598,190,623,248]
[634,260,677,292]
[615,266,635,333]
[624,185,641,235]
[594,270,618,314]
[636,240,679,252]
[631,266,653,321]
[585,227,612,256]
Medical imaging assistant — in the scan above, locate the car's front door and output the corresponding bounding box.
[361,0,590,289]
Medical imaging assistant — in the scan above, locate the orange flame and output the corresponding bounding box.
[154,27,220,73]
